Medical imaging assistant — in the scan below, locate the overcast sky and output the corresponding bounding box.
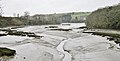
[2,0,120,16]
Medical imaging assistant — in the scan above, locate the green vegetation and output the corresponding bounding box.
[0,17,23,27]
[64,12,90,23]
[0,47,16,57]
[85,4,120,29]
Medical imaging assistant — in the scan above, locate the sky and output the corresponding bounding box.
[1,0,120,16]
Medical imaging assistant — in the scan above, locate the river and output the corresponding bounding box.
[0,23,119,61]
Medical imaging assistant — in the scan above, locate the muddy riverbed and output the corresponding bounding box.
[0,23,120,61]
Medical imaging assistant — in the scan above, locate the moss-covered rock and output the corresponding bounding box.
[0,47,16,57]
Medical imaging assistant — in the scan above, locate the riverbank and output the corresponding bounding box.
[83,29,120,45]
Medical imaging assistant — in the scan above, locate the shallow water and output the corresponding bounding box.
[57,39,72,61]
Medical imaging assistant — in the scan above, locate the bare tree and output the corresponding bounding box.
[24,11,30,25]
[24,11,30,17]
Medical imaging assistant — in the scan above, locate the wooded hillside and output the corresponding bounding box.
[85,4,120,29]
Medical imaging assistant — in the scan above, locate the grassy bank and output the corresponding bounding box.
[83,29,120,44]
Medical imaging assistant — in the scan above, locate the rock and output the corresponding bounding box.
[23,57,26,59]
[107,37,114,41]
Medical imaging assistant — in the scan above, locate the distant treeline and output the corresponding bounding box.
[86,4,120,29]
[23,12,90,25]
[0,12,90,27]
